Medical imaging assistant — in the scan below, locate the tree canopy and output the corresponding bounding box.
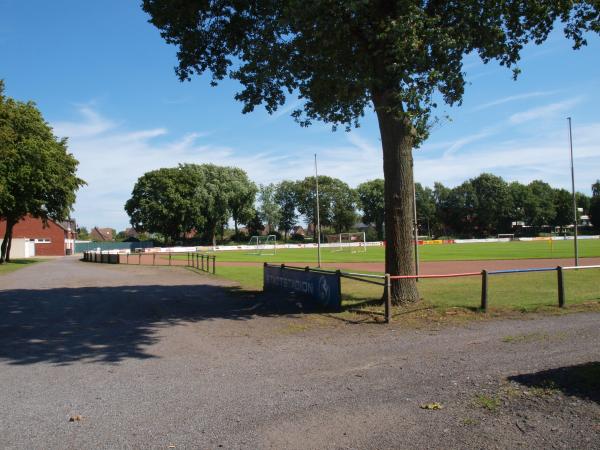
[274,180,298,241]
[125,163,257,244]
[124,165,205,243]
[295,176,357,236]
[257,183,281,235]
[143,1,599,139]
[0,81,85,262]
[357,179,385,240]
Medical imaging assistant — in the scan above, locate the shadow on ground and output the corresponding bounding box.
[0,283,326,366]
[509,362,600,403]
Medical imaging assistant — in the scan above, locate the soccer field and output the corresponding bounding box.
[174,239,600,315]
[198,239,600,263]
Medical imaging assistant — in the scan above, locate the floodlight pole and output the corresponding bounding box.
[567,117,579,266]
[315,154,322,268]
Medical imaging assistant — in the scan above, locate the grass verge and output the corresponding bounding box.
[0,258,45,275]
[212,264,600,323]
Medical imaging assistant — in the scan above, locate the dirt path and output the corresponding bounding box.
[0,257,598,449]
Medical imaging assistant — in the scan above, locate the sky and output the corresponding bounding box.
[1,1,599,230]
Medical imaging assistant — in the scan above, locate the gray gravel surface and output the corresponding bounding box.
[0,257,598,449]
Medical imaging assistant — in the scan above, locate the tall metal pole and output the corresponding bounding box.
[412,179,420,280]
[567,117,579,266]
[315,154,322,268]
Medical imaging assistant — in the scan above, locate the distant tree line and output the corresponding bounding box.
[124,164,600,244]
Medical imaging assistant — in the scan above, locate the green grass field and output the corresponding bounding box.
[183,239,600,317]
[0,258,44,275]
[180,239,600,263]
[210,264,600,314]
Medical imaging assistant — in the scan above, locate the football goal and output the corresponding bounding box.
[497,233,515,241]
[247,235,277,255]
[326,232,367,253]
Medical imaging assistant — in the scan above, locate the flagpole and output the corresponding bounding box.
[567,117,579,266]
[315,154,322,268]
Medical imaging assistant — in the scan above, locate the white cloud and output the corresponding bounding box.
[53,106,116,138]
[414,120,600,192]
[55,106,599,230]
[442,128,497,157]
[509,98,581,124]
[472,91,557,112]
[58,107,358,229]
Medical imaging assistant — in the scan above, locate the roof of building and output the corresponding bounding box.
[91,227,114,241]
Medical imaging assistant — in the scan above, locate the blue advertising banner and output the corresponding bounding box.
[263,265,341,310]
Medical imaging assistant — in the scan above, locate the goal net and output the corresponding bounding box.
[326,232,367,253]
[247,235,277,255]
[497,233,515,241]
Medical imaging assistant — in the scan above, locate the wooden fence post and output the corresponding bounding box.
[557,266,565,308]
[480,270,488,312]
[212,255,216,274]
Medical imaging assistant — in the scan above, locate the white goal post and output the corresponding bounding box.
[497,233,515,241]
[247,235,277,255]
[325,232,367,253]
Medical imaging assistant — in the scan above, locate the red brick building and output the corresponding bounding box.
[0,215,77,256]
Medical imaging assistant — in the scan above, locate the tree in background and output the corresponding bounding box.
[508,181,532,227]
[125,164,257,245]
[553,188,573,228]
[0,81,85,262]
[125,165,207,243]
[589,180,600,232]
[258,183,281,236]
[274,180,298,241]
[593,180,600,197]
[142,0,600,303]
[414,183,436,238]
[433,182,452,236]
[470,174,512,236]
[227,168,258,237]
[77,226,90,240]
[296,176,357,238]
[329,181,358,234]
[246,209,265,237]
[357,179,385,240]
[451,182,478,237]
[524,181,556,228]
[575,192,591,217]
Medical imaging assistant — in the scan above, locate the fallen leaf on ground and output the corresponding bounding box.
[420,402,443,410]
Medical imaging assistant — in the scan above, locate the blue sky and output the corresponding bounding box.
[1,1,599,230]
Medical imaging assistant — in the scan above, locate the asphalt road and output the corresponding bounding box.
[0,257,598,449]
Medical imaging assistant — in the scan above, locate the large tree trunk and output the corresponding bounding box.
[6,224,13,262]
[375,219,384,241]
[373,92,419,304]
[0,218,15,263]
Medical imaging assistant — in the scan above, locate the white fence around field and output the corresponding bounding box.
[80,235,599,256]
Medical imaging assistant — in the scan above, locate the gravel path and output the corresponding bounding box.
[0,257,598,449]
